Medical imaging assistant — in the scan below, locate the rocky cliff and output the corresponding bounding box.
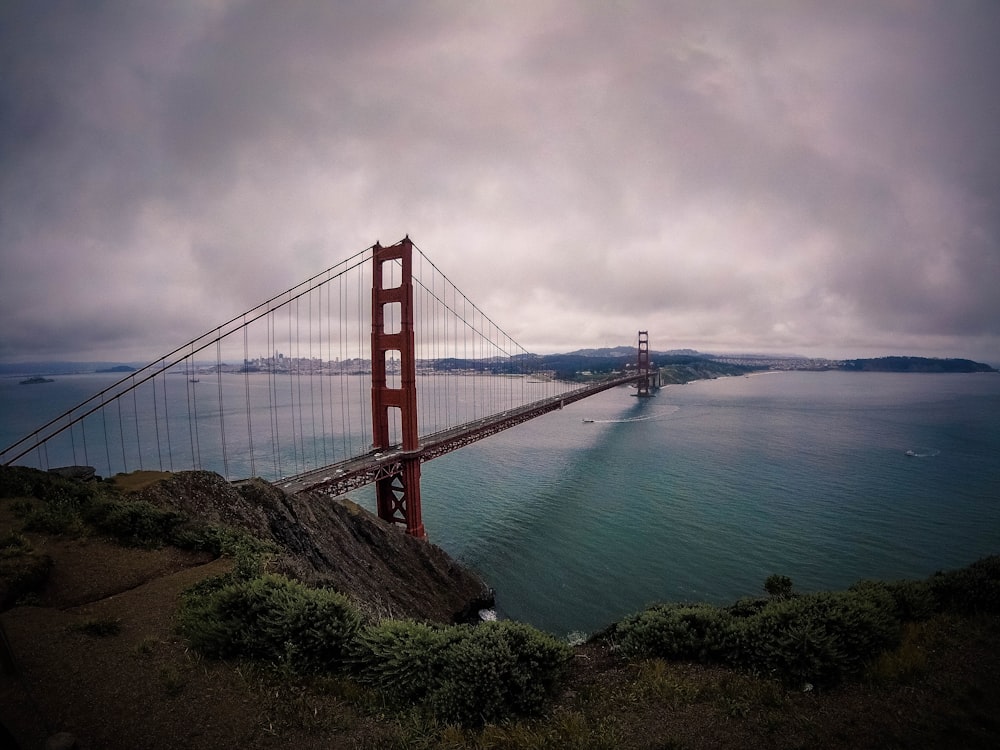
[128,470,491,623]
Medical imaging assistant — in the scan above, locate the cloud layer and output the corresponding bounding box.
[2,1,998,362]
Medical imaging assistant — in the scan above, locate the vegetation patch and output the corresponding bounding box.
[352,618,571,726]
[0,531,53,609]
[179,571,571,727]
[609,557,1000,689]
[83,498,187,547]
[179,573,362,673]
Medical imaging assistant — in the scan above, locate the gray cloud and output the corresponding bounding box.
[1,0,998,362]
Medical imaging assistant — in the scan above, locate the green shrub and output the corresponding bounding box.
[180,573,361,673]
[351,620,459,706]
[850,579,937,622]
[84,499,187,547]
[615,603,739,663]
[727,596,770,618]
[739,590,900,687]
[2,466,105,536]
[170,524,275,574]
[0,532,30,553]
[22,503,83,535]
[0,467,39,499]
[0,549,53,609]
[352,619,571,726]
[614,587,902,689]
[764,574,794,599]
[929,556,1000,614]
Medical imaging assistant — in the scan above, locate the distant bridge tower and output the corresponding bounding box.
[636,330,653,397]
[371,237,426,538]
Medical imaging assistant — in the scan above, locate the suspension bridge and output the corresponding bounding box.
[1,237,656,538]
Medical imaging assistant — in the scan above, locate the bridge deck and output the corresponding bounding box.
[276,373,644,497]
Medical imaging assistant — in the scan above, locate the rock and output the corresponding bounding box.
[127,471,491,623]
[47,466,96,481]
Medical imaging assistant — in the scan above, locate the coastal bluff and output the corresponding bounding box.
[127,470,493,623]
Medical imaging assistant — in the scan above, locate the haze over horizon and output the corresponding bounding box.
[2,2,999,365]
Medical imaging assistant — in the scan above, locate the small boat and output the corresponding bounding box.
[189,378,200,383]
[582,419,594,423]
[904,449,916,457]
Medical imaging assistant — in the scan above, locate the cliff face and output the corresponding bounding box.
[129,471,491,623]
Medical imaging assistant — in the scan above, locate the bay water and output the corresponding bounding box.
[3,369,999,637]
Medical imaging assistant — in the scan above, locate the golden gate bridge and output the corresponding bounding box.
[1,238,656,538]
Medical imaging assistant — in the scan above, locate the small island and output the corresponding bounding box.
[96,364,137,373]
[18,376,54,385]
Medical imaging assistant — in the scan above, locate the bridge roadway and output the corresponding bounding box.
[276,373,645,497]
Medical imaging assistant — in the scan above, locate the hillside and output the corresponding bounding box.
[1,467,998,749]
[838,356,996,373]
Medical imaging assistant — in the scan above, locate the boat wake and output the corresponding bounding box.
[904,447,940,458]
[583,406,680,424]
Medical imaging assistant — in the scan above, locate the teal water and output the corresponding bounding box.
[414,371,1000,636]
[3,370,999,637]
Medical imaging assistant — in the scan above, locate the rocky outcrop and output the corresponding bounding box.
[129,471,491,623]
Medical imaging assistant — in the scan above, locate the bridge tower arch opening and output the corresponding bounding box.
[371,237,426,538]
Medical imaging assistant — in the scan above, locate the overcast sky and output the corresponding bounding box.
[2,1,999,364]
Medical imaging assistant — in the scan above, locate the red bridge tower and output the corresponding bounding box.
[371,237,426,538]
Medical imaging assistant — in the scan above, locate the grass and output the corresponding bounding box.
[0,530,53,608]
[867,620,933,684]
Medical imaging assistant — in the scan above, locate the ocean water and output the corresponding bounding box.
[3,370,999,636]
[412,371,1000,636]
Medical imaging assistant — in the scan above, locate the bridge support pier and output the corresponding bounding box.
[371,237,426,538]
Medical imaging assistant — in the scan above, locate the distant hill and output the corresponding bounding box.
[838,356,996,373]
[562,346,635,358]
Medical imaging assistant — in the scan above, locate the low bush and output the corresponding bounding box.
[180,573,361,673]
[170,523,276,572]
[850,578,937,622]
[764,574,794,599]
[21,503,84,535]
[615,603,738,663]
[0,467,40,499]
[614,577,904,688]
[738,589,900,686]
[351,620,461,707]
[3,466,102,536]
[0,542,53,609]
[929,556,1000,614]
[352,619,571,726]
[84,499,187,548]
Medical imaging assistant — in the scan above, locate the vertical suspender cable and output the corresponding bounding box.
[216,335,229,479]
[191,351,202,470]
[161,360,173,471]
[287,299,299,475]
[152,374,163,470]
[243,320,256,477]
[101,395,111,477]
[309,288,319,467]
[117,398,127,473]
